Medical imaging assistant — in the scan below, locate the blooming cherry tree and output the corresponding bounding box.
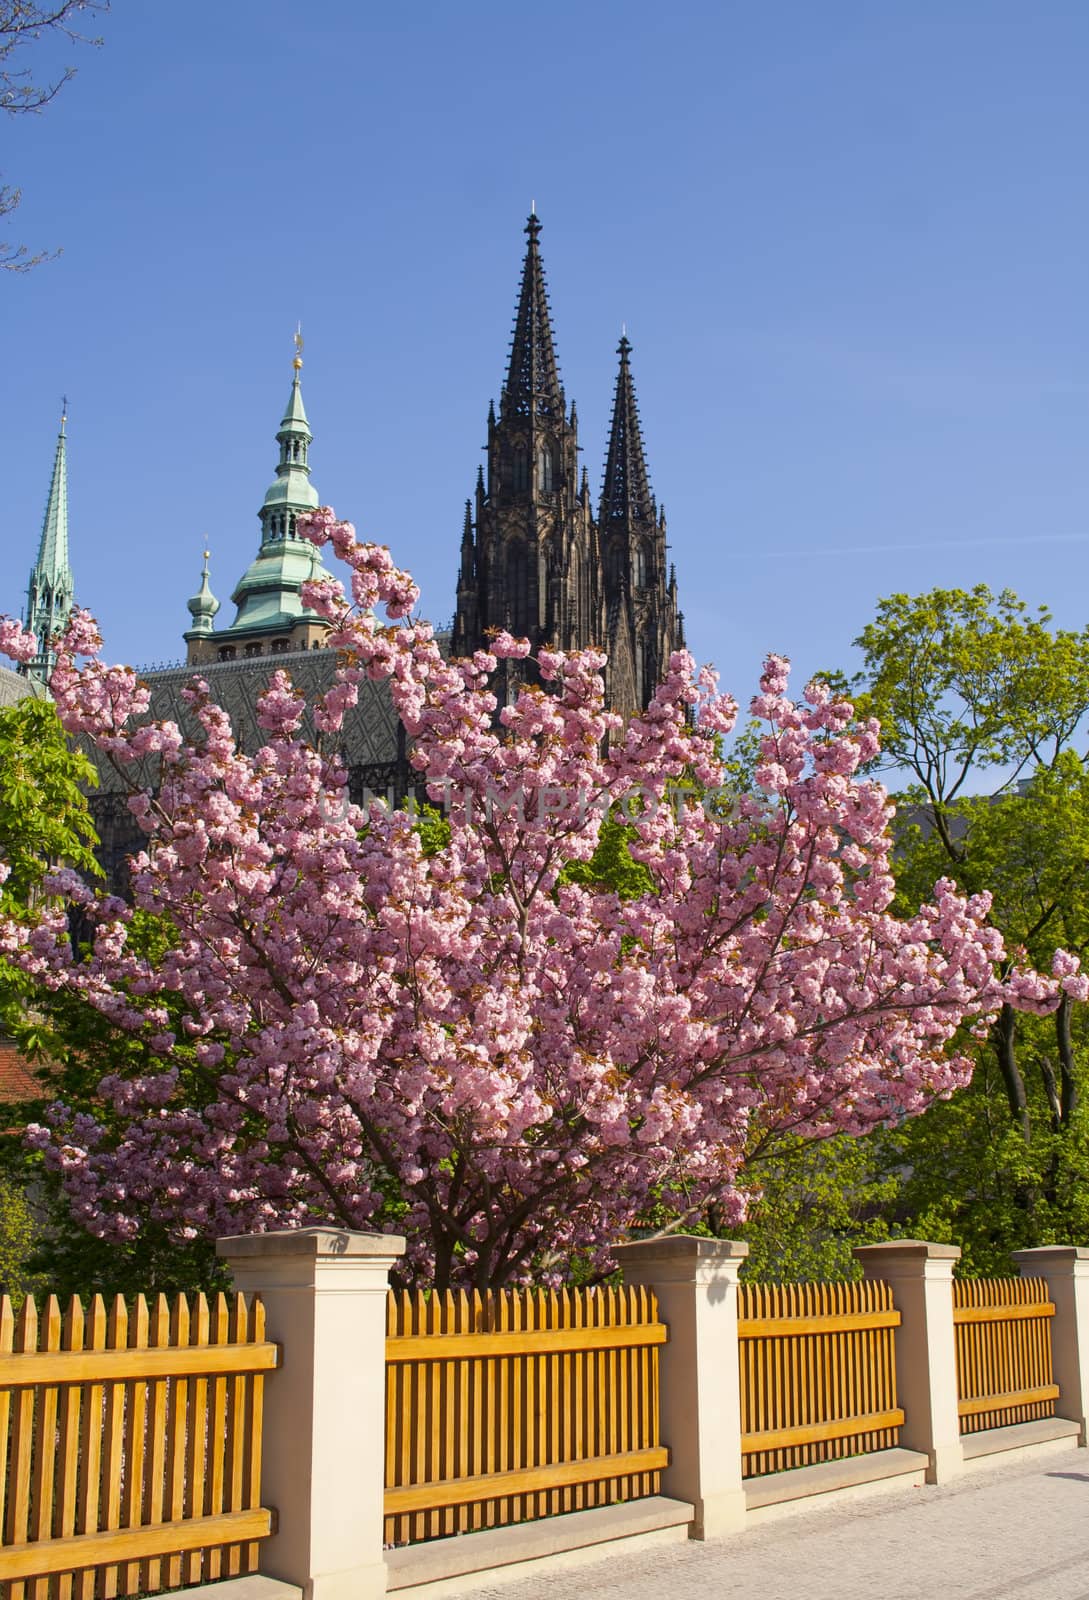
[0,514,1079,1287]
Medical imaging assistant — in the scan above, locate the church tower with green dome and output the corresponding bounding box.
[185,333,333,665]
[24,402,75,684]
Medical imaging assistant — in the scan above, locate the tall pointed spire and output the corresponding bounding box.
[501,213,565,422]
[600,335,654,529]
[25,401,75,683]
[597,336,683,716]
[184,334,331,666]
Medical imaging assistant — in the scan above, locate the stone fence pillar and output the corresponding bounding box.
[614,1235,748,1539]
[217,1227,405,1600]
[854,1239,963,1483]
[1013,1245,1089,1446]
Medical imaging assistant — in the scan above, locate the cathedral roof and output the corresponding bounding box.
[90,648,405,794]
[0,665,46,708]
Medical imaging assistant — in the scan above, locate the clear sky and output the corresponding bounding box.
[4,0,1088,706]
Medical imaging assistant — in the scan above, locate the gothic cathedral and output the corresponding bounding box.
[453,214,684,714]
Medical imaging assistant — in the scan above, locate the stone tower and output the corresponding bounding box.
[453,215,683,713]
[185,336,332,665]
[453,213,600,705]
[24,403,75,684]
[598,335,684,716]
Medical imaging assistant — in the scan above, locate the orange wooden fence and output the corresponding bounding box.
[738,1280,904,1478]
[953,1277,1058,1435]
[384,1286,667,1547]
[0,1291,277,1600]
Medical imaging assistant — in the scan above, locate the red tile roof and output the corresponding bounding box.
[0,1041,40,1103]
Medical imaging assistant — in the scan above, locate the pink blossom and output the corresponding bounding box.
[0,617,38,664]
[3,517,1072,1288]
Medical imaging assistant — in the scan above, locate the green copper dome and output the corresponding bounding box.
[210,355,332,648]
[186,551,220,634]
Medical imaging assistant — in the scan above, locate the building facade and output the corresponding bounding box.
[453,214,684,714]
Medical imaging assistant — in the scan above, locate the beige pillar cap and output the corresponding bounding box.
[216,1226,406,1261]
[853,1239,961,1262]
[613,1234,750,1264]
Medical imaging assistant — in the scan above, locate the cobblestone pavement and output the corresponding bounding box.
[474,1449,1089,1600]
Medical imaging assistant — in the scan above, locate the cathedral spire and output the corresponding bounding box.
[599,334,654,530]
[25,401,75,683]
[501,212,565,422]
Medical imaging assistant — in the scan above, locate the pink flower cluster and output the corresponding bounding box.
[0,516,1077,1286]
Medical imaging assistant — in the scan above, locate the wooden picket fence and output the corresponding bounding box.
[738,1280,904,1478]
[384,1286,667,1547]
[0,1291,277,1600]
[953,1277,1059,1435]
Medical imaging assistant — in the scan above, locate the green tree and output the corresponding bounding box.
[734,1133,896,1282]
[0,694,106,1292]
[846,585,1089,1268]
[0,1170,42,1303]
[0,694,99,901]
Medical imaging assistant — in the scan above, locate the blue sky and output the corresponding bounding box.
[4,0,1088,705]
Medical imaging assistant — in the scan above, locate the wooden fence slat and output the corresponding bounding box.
[0,1298,15,1554]
[384,1447,670,1515]
[184,1294,210,1588]
[204,1294,230,1584]
[74,1295,107,1600]
[6,1296,38,1600]
[0,1511,273,1582]
[53,1297,86,1600]
[29,1296,63,1600]
[163,1297,190,1590]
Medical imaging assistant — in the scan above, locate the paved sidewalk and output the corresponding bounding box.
[475,1448,1089,1600]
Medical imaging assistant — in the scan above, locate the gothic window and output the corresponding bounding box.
[271,639,289,654]
[218,646,236,661]
[537,447,553,492]
[512,447,528,493]
[244,643,263,658]
[507,540,528,633]
[635,546,647,588]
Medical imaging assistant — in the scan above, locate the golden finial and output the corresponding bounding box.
[293,323,304,372]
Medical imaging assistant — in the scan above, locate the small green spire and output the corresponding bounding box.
[185,547,220,637]
[212,332,330,648]
[258,326,318,547]
[25,400,75,683]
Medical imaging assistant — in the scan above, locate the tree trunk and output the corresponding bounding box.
[994,1004,1031,1143]
[1057,993,1079,1124]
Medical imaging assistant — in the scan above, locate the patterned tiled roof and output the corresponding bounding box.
[89,647,404,794]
